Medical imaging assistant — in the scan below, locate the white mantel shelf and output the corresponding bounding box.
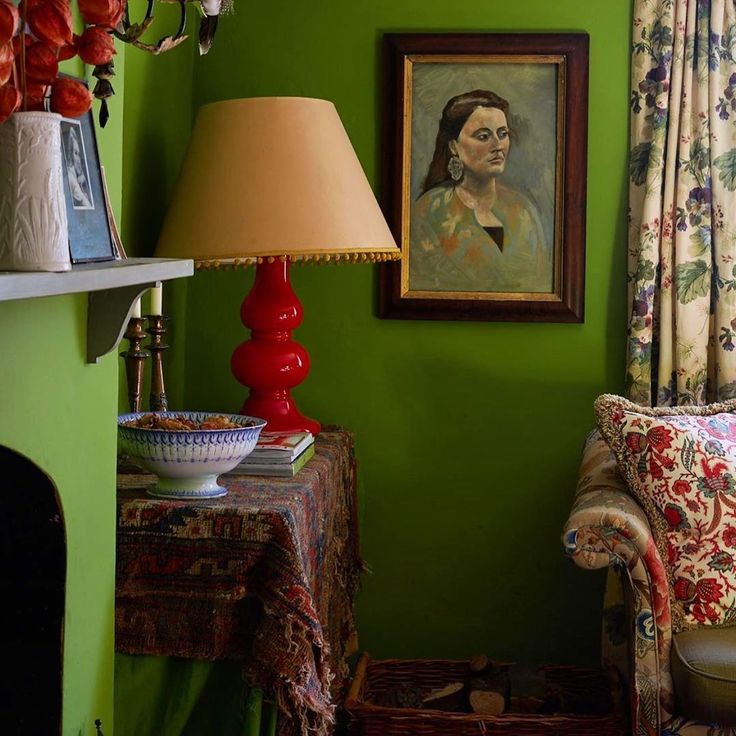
[0,257,194,363]
[0,257,193,302]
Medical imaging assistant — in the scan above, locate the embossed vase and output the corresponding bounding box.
[0,112,71,272]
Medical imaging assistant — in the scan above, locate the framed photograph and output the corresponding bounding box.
[60,107,117,263]
[379,33,589,322]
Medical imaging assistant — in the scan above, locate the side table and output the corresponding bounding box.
[115,429,361,736]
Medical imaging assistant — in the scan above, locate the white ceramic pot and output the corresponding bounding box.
[0,112,71,272]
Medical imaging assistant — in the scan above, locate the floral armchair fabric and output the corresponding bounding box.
[563,431,736,736]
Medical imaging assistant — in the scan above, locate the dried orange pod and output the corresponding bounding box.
[77,26,115,65]
[78,0,124,29]
[12,32,33,57]
[0,42,13,86]
[0,0,19,46]
[50,77,93,117]
[27,0,73,46]
[0,84,21,123]
[18,0,42,13]
[25,42,58,83]
[58,36,78,61]
[24,82,48,111]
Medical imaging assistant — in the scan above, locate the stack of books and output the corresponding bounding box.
[231,431,315,477]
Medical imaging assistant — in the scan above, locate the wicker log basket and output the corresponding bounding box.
[344,654,623,736]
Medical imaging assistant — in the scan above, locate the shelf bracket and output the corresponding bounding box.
[87,283,157,364]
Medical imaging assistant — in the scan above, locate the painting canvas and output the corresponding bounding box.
[60,107,116,264]
[379,34,589,322]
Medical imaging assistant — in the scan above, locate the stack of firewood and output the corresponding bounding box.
[376,655,566,716]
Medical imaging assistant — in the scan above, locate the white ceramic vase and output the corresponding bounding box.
[0,111,71,272]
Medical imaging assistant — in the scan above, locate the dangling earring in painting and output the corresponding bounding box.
[448,155,463,182]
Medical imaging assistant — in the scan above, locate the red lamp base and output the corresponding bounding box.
[241,392,320,435]
[230,259,321,436]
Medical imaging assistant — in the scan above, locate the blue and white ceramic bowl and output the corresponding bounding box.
[118,411,267,499]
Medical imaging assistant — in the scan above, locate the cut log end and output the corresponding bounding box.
[421,682,466,712]
[469,689,505,716]
[469,654,490,674]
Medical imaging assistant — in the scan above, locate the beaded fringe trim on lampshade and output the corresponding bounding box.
[195,250,401,270]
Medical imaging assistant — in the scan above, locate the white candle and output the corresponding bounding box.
[150,283,163,315]
[131,297,141,319]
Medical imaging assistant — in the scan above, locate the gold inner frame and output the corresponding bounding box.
[400,54,567,302]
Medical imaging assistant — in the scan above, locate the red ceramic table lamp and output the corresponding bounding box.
[155,97,400,435]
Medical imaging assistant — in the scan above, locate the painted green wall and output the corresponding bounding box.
[121,9,196,409]
[178,0,632,664]
[121,10,194,258]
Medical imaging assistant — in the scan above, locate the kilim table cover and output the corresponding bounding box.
[115,429,361,736]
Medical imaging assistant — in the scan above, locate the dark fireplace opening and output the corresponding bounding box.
[0,446,65,735]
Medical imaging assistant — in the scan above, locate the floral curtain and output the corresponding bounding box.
[626,0,736,407]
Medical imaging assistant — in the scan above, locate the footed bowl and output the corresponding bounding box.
[118,411,267,499]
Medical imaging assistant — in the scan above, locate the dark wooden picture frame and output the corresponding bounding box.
[378,33,588,322]
[60,99,117,264]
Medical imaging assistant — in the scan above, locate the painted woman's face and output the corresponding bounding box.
[450,106,510,181]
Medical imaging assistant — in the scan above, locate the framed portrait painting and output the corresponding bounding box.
[60,104,117,264]
[378,33,589,322]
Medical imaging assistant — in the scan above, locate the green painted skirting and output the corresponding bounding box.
[114,655,277,736]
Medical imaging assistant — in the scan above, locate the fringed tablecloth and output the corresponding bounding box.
[115,429,362,736]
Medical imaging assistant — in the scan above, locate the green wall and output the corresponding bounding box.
[122,10,194,258]
[121,9,195,409]
[178,0,632,664]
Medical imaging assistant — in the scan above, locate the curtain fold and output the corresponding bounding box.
[626,0,736,407]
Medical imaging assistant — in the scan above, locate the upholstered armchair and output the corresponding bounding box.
[563,431,736,736]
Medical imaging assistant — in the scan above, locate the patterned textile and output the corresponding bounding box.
[115,429,362,736]
[626,0,736,407]
[595,394,736,630]
[564,430,736,735]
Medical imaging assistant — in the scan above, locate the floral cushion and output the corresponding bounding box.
[595,394,736,630]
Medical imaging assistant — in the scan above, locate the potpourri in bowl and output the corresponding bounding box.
[118,411,267,499]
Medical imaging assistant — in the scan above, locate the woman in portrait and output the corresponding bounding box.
[410,89,551,294]
[63,125,93,210]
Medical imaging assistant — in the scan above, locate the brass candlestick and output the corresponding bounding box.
[120,317,150,413]
[146,315,170,411]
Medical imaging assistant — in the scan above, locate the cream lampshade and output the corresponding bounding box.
[155,97,400,434]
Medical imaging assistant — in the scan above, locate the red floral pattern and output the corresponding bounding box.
[596,396,736,628]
